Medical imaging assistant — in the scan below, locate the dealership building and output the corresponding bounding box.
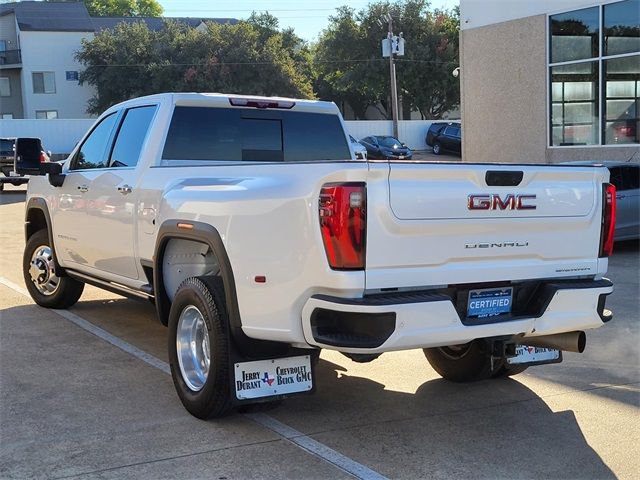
[459,0,639,163]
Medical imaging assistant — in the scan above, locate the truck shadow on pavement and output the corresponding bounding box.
[276,357,619,479]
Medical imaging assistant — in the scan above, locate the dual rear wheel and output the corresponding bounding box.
[423,340,527,382]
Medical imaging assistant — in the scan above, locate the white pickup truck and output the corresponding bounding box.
[21,93,616,419]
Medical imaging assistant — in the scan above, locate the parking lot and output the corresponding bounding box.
[1,185,638,479]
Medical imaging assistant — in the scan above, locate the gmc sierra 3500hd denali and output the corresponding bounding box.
[21,93,616,419]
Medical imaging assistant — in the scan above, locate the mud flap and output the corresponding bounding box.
[227,340,316,407]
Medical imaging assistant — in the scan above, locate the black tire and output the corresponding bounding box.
[432,142,442,155]
[23,229,84,309]
[423,340,500,382]
[168,276,232,419]
[492,364,529,378]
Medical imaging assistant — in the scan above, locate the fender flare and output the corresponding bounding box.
[24,197,64,274]
[153,220,246,340]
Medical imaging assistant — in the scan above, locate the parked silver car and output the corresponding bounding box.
[565,161,639,241]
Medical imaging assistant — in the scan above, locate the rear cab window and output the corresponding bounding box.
[161,106,351,163]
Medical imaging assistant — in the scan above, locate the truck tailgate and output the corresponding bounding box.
[365,162,609,290]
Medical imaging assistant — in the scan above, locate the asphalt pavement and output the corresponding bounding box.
[1,184,638,479]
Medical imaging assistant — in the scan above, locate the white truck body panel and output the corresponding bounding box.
[26,93,613,352]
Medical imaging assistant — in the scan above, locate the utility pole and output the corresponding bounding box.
[386,13,399,139]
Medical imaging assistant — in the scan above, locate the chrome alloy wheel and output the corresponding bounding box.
[176,305,211,391]
[28,245,60,296]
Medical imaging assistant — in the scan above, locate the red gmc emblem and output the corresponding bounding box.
[467,194,537,210]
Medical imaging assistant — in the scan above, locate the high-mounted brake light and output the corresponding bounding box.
[319,183,366,270]
[228,98,295,109]
[600,183,616,257]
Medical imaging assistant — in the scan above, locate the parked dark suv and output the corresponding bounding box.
[425,122,461,156]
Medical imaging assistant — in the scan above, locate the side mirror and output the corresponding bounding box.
[40,162,65,187]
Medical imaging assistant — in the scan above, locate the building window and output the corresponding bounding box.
[0,77,9,97]
[36,110,58,119]
[549,0,639,146]
[32,72,56,94]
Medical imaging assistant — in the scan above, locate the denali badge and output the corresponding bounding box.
[467,194,536,210]
[465,241,529,249]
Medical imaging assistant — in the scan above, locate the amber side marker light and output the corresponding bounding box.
[177,222,194,230]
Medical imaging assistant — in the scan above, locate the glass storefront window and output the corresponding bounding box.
[549,1,640,147]
[550,7,599,63]
[551,62,599,146]
[604,0,640,56]
[604,55,639,144]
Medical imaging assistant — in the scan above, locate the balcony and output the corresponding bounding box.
[0,50,22,68]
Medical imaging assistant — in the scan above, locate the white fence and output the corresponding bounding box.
[0,119,95,155]
[0,118,459,155]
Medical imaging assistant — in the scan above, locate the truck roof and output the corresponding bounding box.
[107,92,340,116]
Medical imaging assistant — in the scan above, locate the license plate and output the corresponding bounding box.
[234,355,313,400]
[8,171,21,177]
[467,287,513,318]
[508,345,561,365]
[398,155,405,159]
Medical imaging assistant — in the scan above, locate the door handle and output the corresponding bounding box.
[616,195,625,199]
[117,184,133,195]
[77,185,89,193]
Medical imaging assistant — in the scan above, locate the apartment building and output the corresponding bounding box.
[0,1,236,119]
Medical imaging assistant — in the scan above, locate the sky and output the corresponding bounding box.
[158,0,460,41]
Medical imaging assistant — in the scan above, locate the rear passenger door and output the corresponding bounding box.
[80,105,157,280]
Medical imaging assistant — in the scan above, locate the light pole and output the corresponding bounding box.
[384,13,400,139]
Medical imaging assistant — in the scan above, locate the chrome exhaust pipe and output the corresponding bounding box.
[518,331,586,353]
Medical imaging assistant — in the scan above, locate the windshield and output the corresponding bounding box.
[0,139,14,155]
[377,136,403,148]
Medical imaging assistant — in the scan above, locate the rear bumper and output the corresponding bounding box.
[301,279,613,353]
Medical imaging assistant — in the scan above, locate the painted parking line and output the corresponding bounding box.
[0,276,388,480]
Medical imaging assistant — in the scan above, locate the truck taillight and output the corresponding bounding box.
[600,183,616,257]
[319,183,366,270]
[39,151,47,163]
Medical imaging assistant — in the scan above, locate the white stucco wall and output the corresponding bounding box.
[460,0,622,30]
[19,30,96,119]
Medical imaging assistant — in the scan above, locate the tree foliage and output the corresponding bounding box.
[45,0,163,17]
[314,0,460,119]
[76,16,314,114]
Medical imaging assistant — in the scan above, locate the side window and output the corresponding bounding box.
[623,166,639,190]
[443,126,454,136]
[109,105,157,167]
[608,167,624,190]
[73,113,118,170]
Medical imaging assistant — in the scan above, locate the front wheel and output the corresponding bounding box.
[23,229,84,308]
[168,276,232,419]
[432,142,442,155]
[423,340,500,382]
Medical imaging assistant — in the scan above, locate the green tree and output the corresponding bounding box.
[45,0,163,17]
[315,0,460,119]
[76,19,314,114]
